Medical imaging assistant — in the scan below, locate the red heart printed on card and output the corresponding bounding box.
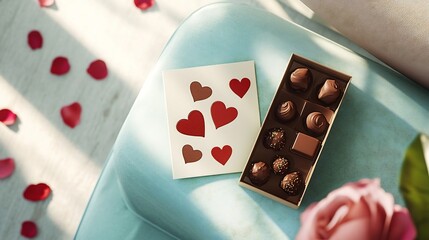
[211,101,238,129]
[51,56,70,75]
[229,78,250,98]
[176,110,205,137]
[0,109,17,126]
[23,183,51,201]
[60,102,82,128]
[28,30,43,50]
[182,144,202,164]
[211,145,232,165]
[190,81,212,102]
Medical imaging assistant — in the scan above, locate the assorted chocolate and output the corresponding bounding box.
[239,54,351,208]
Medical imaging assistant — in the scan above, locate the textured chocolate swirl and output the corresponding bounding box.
[280,171,303,195]
[276,101,296,122]
[306,112,328,135]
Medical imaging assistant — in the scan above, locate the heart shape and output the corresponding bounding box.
[0,158,15,179]
[21,221,38,238]
[50,56,70,75]
[23,183,51,201]
[211,145,232,165]
[87,59,108,80]
[60,102,82,128]
[229,78,251,98]
[211,101,238,129]
[28,30,43,50]
[176,110,205,137]
[190,81,212,102]
[182,144,202,164]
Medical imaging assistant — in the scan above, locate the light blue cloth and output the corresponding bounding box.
[75,3,429,239]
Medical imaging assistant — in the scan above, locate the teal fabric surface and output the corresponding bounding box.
[75,3,429,239]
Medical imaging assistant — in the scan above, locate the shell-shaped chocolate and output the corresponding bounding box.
[290,68,311,91]
[318,79,340,104]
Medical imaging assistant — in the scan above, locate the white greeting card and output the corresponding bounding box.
[163,61,260,179]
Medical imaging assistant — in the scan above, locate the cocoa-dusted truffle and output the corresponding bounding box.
[290,68,310,91]
[306,112,328,135]
[276,101,296,122]
[272,156,289,175]
[249,161,270,185]
[264,128,286,150]
[318,79,340,104]
[280,171,303,195]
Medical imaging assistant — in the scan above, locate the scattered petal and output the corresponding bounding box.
[60,102,81,128]
[0,158,15,179]
[23,183,52,201]
[134,0,154,10]
[21,221,38,238]
[50,56,70,75]
[38,0,55,7]
[27,30,43,50]
[87,59,108,80]
[0,109,17,126]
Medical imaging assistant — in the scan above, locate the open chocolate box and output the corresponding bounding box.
[239,54,351,208]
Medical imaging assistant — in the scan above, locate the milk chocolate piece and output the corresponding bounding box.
[306,112,328,135]
[280,171,303,195]
[292,133,320,158]
[272,156,289,175]
[249,161,270,185]
[264,128,286,150]
[318,79,340,104]
[290,68,310,91]
[276,101,296,122]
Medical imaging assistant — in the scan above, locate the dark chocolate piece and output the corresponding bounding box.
[290,68,310,91]
[280,171,303,195]
[306,112,328,135]
[272,156,289,175]
[276,101,296,122]
[249,162,270,185]
[292,133,320,159]
[318,79,340,104]
[264,128,286,150]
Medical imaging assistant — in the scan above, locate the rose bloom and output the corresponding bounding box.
[296,179,416,240]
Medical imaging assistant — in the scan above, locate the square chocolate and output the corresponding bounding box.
[292,133,320,159]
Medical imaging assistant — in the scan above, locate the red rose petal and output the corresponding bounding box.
[87,59,108,80]
[23,183,51,201]
[60,102,81,128]
[38,0,55,7]
[27,30,43,50]
[50,56,70,75]
[0,158,15,179]
[21,221,38,238]
[134,0,154,10]
[0,109,17,126]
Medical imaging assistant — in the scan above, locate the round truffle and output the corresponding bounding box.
[280,171,303,195]
[264,128,286,150]
[318,79,340,104]
[276,101,296,122]
[249,161,270,185]
[290,68,311,91]
[306,112,328,135]
[272,156,289,175]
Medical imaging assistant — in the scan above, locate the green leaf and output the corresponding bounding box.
[400,134,429,240]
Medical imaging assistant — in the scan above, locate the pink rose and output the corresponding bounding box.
[296,179,416,240]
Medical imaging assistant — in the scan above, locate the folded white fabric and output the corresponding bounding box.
[300,0,429,89]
